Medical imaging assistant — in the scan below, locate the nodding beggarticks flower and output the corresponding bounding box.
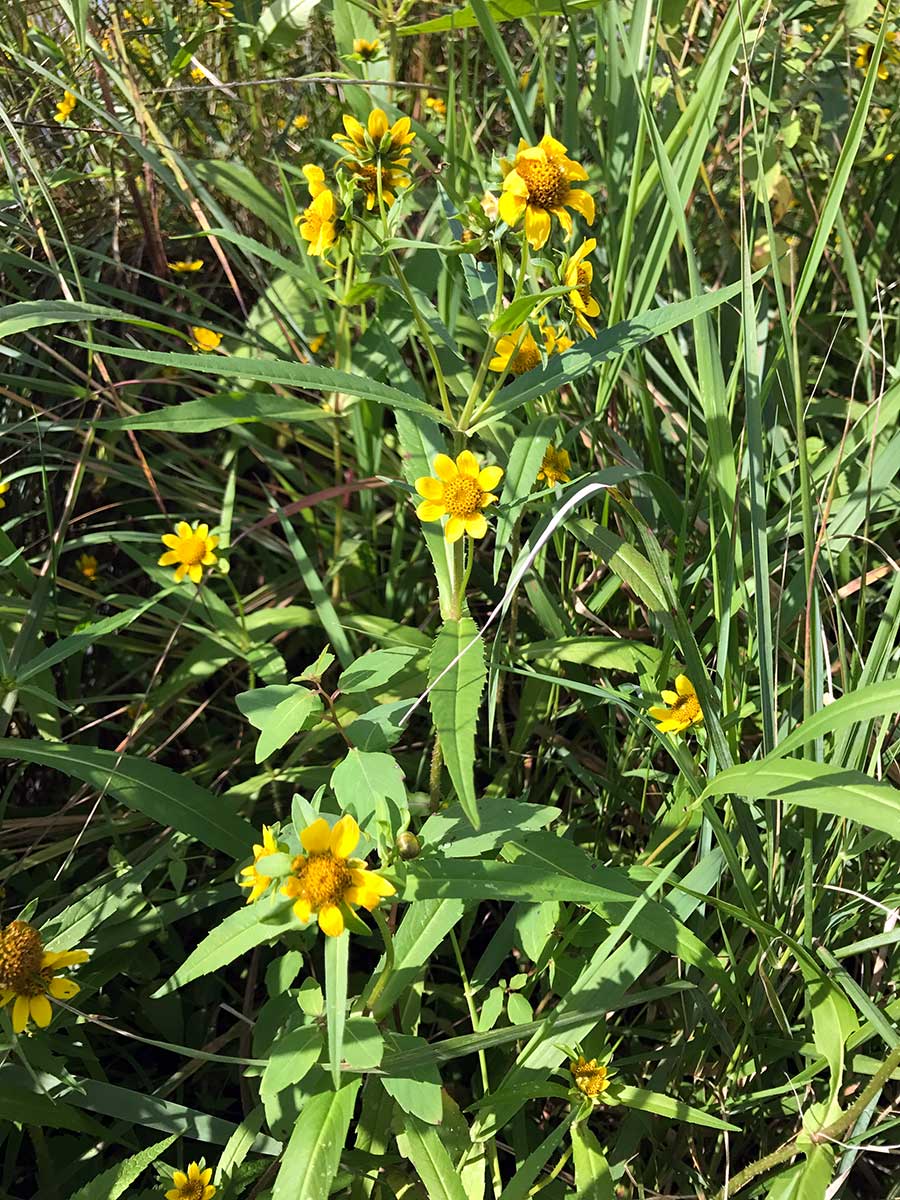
[165,1162,215,1200]
[53,91,77,124]
[415,450,503,544]
[158,521,219,584]
[190,65,205,82]
[205,0,234,19]
[168,258,204,273]
[333,109,414,210]
[564,238,601,334]
[0,920,89,1034]
[424,95,446,119]
[569,1055,609,1098]
[189,326,222,352]
[76,552,99,581]
[498,134,594,250]
[239,826,280,904]
[351,37,383,62]
[536,444,571,488]
[297,165,338,257]
[855,33,898,79]
[649,674,704,734]
[280,814,395,937]
[489,320,572,376]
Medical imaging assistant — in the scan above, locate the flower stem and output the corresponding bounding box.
[364,906,395,1015]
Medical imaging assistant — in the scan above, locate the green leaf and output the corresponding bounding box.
[381,1034,443,1123]
[330,748,408,838]
[394,409,454,617]
[369,898,465,1020]
[489,288,570,336]
[521,636,662,674]
[428,617,486,829]
[0,740,255,858]
[271,1078,361,1200]
[342,1017,384,1070]
[0,300,127,338]
[235,685,323,763]
[325,931,350,1089]
[66,1135,177,1200]
[801,961,858,1104]
[97,392,336,434]
[571,1122,615,1200]
[396,1114,470,1200]
[260,1026,323,1105]
[153,901,297,996]
[418,799,560,858]
[607,1084,739,1131]
[257,0,322,47]
[338,646,422,693]
[701,760,900,840]
[767,679,900,762]
[0,1086,104,1135]
[497,1111,578,1200]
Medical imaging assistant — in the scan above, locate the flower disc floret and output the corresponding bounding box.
[648,674,704,734]
[0,920,89,1034]
[415,450,504,543]
[159,521,219,584]
[569,1055,609,1098]
[499,135,594,249]
[166,1161,216,1200]
[280,815,395,937]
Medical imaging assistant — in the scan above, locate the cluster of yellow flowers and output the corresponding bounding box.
[240,815,395,938]
[855,31,899,79]
[53,90,77,124]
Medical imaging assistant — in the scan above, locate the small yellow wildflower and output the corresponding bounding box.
[168,258,204,273]
[536,444,571,488]
[53,91,77,124]
[415,450,503,543]
[855,36,896,80]
[569,1056,609,1098]
[158,521,219,584]
[648,675,704,735]
[424,95,446,119]
[292,113,309,130]
[189,326,222,352]
[76,553,99,581]
[489,320,568,376]
[309,333,326,353]
[0,473,9,509]
[352,37,382,61]
[206,0,234,19]
[564,238,601,334]
[333,108,415,170]
[239,826,280,904]
[190,65,205,82]
[298,165,338,257]
[0,920,89,1034]
[165,1162,216,1200]
[499,134,594,250]
[280,814,395,937]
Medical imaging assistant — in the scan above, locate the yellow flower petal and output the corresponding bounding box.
[172,1171,188,1189]
[455,450,479,478]
[417,500,446,521]
[329,814,360,860]
[292,897,312,923]
[12,994,29,1033]
[523,204,551,249]
[567,189,595,223]
[464,512,488,539]
[318,903,345,937]
[48,977,79,1000]
[30,993,52,1028]
[444,516,466,543]
[415,476,443,500]
[368,108,389,140]
[675,675,694,697]
[432,453,458,482]
[301,818,332,853]
[478,465,503,491]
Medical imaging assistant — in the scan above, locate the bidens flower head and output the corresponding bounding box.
[158,521,219,584]
[415,450,503,544]
[499,134,594,249]
[489,320,572,376]
[280,814,395,937]
[166,1162,215,1200]
[189,326,222,352]
[0,920,89,1034]
[564,238,601,334]
[536,444,571,488]
[333,107,414,170]
[76,552,99,580]
[297,165,339,257]
[648,674,704,734]
[54,91,77,124]
[239,825,280,904]
[569,1055,609,1098]
[169,258,204,273]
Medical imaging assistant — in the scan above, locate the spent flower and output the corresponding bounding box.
[563,238,601,334]
[536,444,571,488]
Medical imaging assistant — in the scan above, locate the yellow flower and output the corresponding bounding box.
[292,113,309,130]
[53,91,77,124]
[415,450,503,544]
[569,1056,609,1098]
[168,258,204,273]
[352,37,382,61]
[239,826,280,904]
[298,190,338,257]
[564,238,601,334]
[648,674,704,734]
[345,160,411,210]
[190,65,205,81]
[0,920,89,1035]
[498,134,594,250]
[158,520,219,584]
[424,95,446,118]
[0,474,9,509]
[536,444,571,488]
[309,333,326,353]
[76,553,99,581]
[280,814,395,937]
[206,0,234,18]
[165,1162,215,1200]
[489,319,568,376]
[856,33,899,79]
[333,108,415,170]
[189,326,222,352]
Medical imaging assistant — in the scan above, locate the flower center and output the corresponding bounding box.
[511,345,541,375]
[518,157,568,210]
[173,1183,204,1200]
[570,1057,608,1097]
[672,693,700,722]
[442,476,482,518]
[295,853,351,909]
[575,265,592,306]
[0,921,47,997]
[179,534,207,566]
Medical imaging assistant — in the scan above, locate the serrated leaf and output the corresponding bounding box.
[236,685,323,763]
[428,617,486,829]
[381,1035,443,1123]
[571,1122,615,1200]
[66,1135,177,1200]
[607,1084,738,1131]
